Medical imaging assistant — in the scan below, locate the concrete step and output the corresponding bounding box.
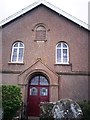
[28,117,40,120]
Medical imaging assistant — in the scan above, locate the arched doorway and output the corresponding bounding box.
[27,74,49,117]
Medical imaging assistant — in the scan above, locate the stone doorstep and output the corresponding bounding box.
[28,117,40,120]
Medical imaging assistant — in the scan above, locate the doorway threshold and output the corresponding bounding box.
[28,117,40,120]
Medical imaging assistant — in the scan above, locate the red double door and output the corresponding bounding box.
[27,75,49,117]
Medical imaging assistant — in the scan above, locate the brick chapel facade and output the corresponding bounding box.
[0,0,90,117]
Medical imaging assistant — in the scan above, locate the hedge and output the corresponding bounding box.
[78,101,90,120]
[2,85,22,120]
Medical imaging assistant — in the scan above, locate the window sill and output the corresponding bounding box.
[34,39,47,42]
[8,62,24,65]
[54,63,72,66]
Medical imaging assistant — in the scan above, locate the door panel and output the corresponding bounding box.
[28,86,39,116]
[27,75,49,117]
[40,87,49,103]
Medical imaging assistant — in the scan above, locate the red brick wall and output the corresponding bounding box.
[2,5,89,101]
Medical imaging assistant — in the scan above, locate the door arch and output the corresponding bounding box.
[27,74,49,117]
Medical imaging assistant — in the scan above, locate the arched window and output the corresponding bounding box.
[30,75,49,86]
[56,42,69,64]
[11,41,24,63]
[35,25,46,40]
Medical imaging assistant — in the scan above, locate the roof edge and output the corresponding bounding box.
[0,0,90,31]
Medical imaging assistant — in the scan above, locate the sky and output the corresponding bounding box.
[0,0,90,24]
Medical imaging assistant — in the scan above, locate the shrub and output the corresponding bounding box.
[40,102,54,120]
[2,85,22,120]
[78,101,90,120]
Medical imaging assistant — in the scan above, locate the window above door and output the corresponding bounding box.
[30,75,49,86]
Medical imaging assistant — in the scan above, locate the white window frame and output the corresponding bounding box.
[11,42,24,63]
[56,42,69,64]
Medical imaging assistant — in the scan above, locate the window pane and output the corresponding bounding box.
[40,76,48,85]
[63,49,68,63]
[57,49,61,62]
[30,87,38,96]
[40,88,48,96]
[63,58,68,63]
[19,42,24,47]
[63,43,67,48]
[12,48,17,61]
[13,43,18,47]
[57,43,61,48]
[57,49,61,58]
[63,49,67,58]
[31,76,39,85]
[18,48,23,62]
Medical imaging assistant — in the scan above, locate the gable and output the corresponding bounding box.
[18,59,58,85]
[0,0,89,31]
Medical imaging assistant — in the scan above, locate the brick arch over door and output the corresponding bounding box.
[27,72,50,117]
